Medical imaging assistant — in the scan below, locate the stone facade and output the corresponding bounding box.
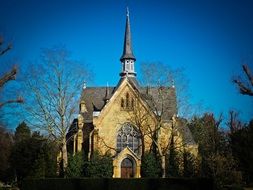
[68,9,198,178]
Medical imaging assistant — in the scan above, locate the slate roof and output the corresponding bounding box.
[139,86,177,121]
[120,8,136,62]
[80,78,177,122]
[116,77,140,90]
[77,76,198,145]
[80,87,116,122]
[176,118,196,145]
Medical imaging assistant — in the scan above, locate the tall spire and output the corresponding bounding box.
[120,7,136,77]
[120,7,136,61]
[103,82,110,103]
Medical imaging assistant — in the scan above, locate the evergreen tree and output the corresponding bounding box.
[229,119,253,184]
[11,123,57,181]
[27,139,57,178]
[66,152,84,178]
[188,113,241,188]
[28,153,46,178]
[0,125,14,183]
[141,152,161,177]
[14,121,31,142]
[167,146,181,177]
[183,151,198,177]
[84,151,113,178]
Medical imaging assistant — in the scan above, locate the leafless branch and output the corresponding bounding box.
[22,47,91,170]
[0,97,23,108]
[0,36,12,56]
[233,64,253,96]
[243,64,253,86]
[227,110,243,133]
[0,66,17,88]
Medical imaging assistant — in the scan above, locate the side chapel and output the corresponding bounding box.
[68,9,198,178]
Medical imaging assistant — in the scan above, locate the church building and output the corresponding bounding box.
[68,9,198,178]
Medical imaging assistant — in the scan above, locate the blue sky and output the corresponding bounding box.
[1,0,253,125]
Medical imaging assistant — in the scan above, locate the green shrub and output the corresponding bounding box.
[66,152,84,178]
[84,151,113,178]
[141,152,161,177]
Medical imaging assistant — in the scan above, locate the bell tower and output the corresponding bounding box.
[120,8,136,78]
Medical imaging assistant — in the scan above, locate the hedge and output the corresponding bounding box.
[21,177,213,190]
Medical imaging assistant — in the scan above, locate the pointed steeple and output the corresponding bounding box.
[103,82,110,103]
[120,7,136,61]
[120,7,136,78]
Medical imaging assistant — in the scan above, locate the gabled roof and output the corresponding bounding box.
[80,87,116,122]
[78,80,197,146]
[113,146,141,160]
[116,77,140,90]
[80,79,177,122]
[139,86,177,121]
[176,118,196,145]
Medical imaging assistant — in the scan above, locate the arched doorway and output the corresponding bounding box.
[121,157,134,178]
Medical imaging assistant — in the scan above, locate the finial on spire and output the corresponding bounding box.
[120,7,136,62]
[104,82,110,102]
[83,81,86,89]
[119,7,137,78]
[171,79,175,88]
[126,7,129,17]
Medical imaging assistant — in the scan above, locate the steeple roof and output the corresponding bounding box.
[120,8,136,62]
[103,83,110,102]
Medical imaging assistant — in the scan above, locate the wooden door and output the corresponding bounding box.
[121,158,134,178]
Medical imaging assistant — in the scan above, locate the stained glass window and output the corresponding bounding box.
[117,123,141,155]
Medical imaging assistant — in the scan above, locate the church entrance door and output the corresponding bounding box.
[121,158,134,178]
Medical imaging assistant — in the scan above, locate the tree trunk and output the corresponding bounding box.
[141,136,145,159]
[61,137,68,173]
[161,155,166,178]
[156,140,166,178]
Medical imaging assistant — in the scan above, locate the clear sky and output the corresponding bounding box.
[1,0,253,125]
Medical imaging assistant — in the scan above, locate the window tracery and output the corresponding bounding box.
[121,93,134,110]
[117,123,140,155]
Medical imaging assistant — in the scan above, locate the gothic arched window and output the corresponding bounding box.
[117,123,140,155]
[121,98,124,108]
[131,98,134,109]
[126,93,129,108]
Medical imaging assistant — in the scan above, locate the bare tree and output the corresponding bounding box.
[233,64,253,96]
[129,87,188,177]
[124,62,197,177]
[227,110,243,133]
[140,62,192,118]
[22,47,92,172]
[0,36,23,108]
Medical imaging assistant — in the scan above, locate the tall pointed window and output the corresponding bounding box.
[117,123,141,155]
[126,93,129,108]
[120,93,134,110]
[131,98,134,109]
[121,98,125,108]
